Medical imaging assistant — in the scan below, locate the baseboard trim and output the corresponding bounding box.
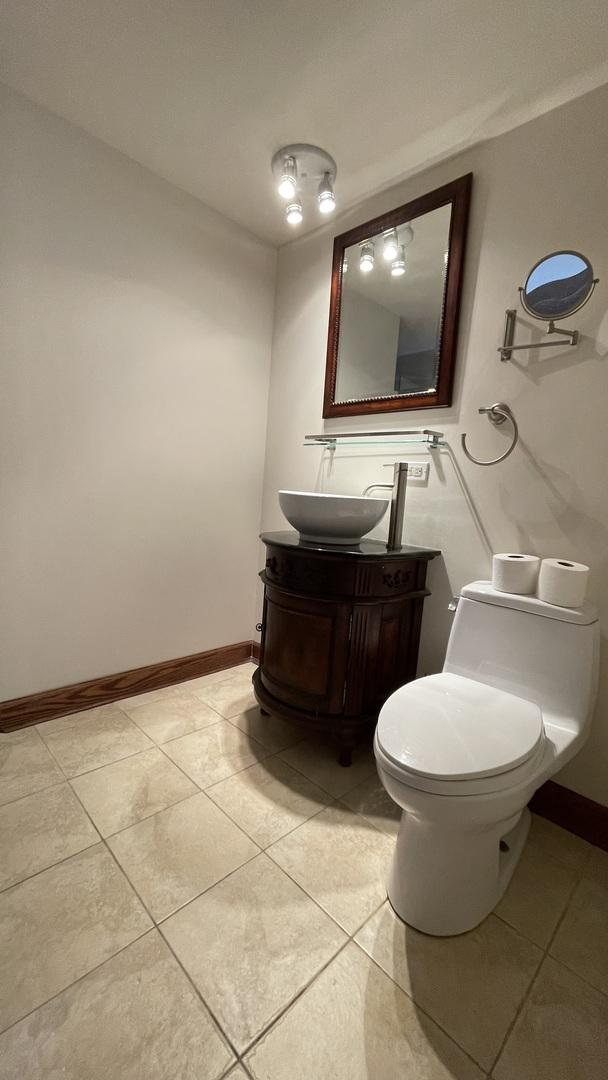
[530,780,608,852]
[0,640,259,732]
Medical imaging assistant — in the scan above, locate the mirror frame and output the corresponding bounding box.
[322,173,472,418]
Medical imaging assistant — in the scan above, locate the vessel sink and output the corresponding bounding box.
[279,490,389,544]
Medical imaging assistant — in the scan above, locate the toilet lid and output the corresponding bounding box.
[376,673,543,781]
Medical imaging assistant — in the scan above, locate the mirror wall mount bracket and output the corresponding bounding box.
[499,307,581,361]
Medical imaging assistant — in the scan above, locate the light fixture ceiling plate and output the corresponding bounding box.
[271,143,337,184]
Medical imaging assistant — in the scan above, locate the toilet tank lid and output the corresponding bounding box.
[461,581,598,625]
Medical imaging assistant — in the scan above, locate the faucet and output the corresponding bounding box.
[362,462,408,550]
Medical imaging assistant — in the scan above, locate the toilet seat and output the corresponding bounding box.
[376,673,543,784]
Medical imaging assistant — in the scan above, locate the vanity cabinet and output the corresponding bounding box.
[253,532,439,764]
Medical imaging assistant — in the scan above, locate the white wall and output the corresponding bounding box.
[0,85,276,700]
[261,83,608,806]
[336,290,399,400]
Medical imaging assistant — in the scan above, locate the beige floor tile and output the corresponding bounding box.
[0,931,234,1080]
[550,847,608,995]
[37,705,152,778]
[0,783,99,891]
[207,757,331,847]
[267,804,393,933]
[585,844,608,888]
[246,942,483,1080]
[0,844,150,1032]
[228,706,303,753]
[225,1068,250,1080]
[526,814,591,873]
[70,748,197,837]
[161,721,271,789]
[195,672,257,719]
[355,903,542,1070]
[182,662,255,694]
[0,728,63,807]
[341,774,402,837]
[123,691,222,744]
[108,792,258,921]
[163,854,346,1052]
[494,956,608,1080]
[279,737,376,797]
[494,847,577,947]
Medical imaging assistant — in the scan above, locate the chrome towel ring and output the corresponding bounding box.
[461,402,519,466]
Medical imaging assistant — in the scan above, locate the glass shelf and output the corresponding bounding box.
[303,429,445,449]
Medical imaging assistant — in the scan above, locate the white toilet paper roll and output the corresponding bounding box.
[492,553,540,594]
[538,558,589,608]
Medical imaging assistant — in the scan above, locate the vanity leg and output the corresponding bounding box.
[338,746,353,768]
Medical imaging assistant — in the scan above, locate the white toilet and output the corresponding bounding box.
[374,580,599,936]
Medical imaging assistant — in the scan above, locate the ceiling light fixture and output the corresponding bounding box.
[271,144,337,228]
[286,200,303,226]
[383,229,399,262]
[360,242,375,273]
[343,255,348,274]
[391,246,406,277]
[402,222,414,246]
[277,155,297,200]
[317,173,336,214]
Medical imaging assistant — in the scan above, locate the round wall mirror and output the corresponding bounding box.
[520,251,597,321]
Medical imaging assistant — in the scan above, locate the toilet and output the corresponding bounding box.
[374,580,599,936]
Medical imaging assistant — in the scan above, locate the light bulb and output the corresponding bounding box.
[383,229,398,262]
[277,156,297,200]
[359,242,374,273]
[391,245,406,276]
[317,172,336,214]
[286,200,303,225]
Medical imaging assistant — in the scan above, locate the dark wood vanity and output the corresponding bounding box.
[253,532,439,764]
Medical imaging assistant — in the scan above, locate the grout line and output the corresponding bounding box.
[0,925,158,1040]
[349,937,488,1076]
[0,833,103,898]
[486,858,584,1076]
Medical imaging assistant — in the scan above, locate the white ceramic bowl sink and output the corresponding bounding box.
[279,490,389,545]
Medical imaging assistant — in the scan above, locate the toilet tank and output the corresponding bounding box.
[444,581,599,728]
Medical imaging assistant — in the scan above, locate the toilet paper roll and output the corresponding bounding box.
[537,558,589,608]
[492,553,540,594]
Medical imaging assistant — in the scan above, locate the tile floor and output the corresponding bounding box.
[0,660,606,1079]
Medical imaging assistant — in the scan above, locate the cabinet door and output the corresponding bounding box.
[260,585,351,714]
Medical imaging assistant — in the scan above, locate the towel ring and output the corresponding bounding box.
[461,402,518,466]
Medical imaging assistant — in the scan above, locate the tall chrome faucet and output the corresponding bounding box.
[363,462,408,550]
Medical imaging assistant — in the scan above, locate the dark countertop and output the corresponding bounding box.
[260,531,440,560]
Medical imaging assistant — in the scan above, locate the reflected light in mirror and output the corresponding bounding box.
[391,246,406,276]
[383,229,399,262]
[360,242,375,273]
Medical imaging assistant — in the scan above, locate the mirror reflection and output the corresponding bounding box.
[335,204,452,403]
[521,251,596,321]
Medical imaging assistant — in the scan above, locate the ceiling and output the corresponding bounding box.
[2,1,607,246]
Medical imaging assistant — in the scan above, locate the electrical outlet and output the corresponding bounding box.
[405,461,429,482]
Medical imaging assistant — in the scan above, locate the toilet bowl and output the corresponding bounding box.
[374,580,599,936]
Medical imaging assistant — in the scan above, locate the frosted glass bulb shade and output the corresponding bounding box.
[278,177,297,199]
[360,254,374,273]
[391,245,406,276]
[383,230,398,262]
[278,155,297,200]
[286,201,303,225]
[318,189,336,213]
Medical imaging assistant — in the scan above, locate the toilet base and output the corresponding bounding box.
[387,806,531,936]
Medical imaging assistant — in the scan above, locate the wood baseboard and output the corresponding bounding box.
[0,640,259,732]
[530,780,608,852]
[251,641,261,663]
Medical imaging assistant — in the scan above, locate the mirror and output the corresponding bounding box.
[323,174,472,417]
[520,251,598,321]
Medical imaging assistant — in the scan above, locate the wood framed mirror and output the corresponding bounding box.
[323,173,472,417]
